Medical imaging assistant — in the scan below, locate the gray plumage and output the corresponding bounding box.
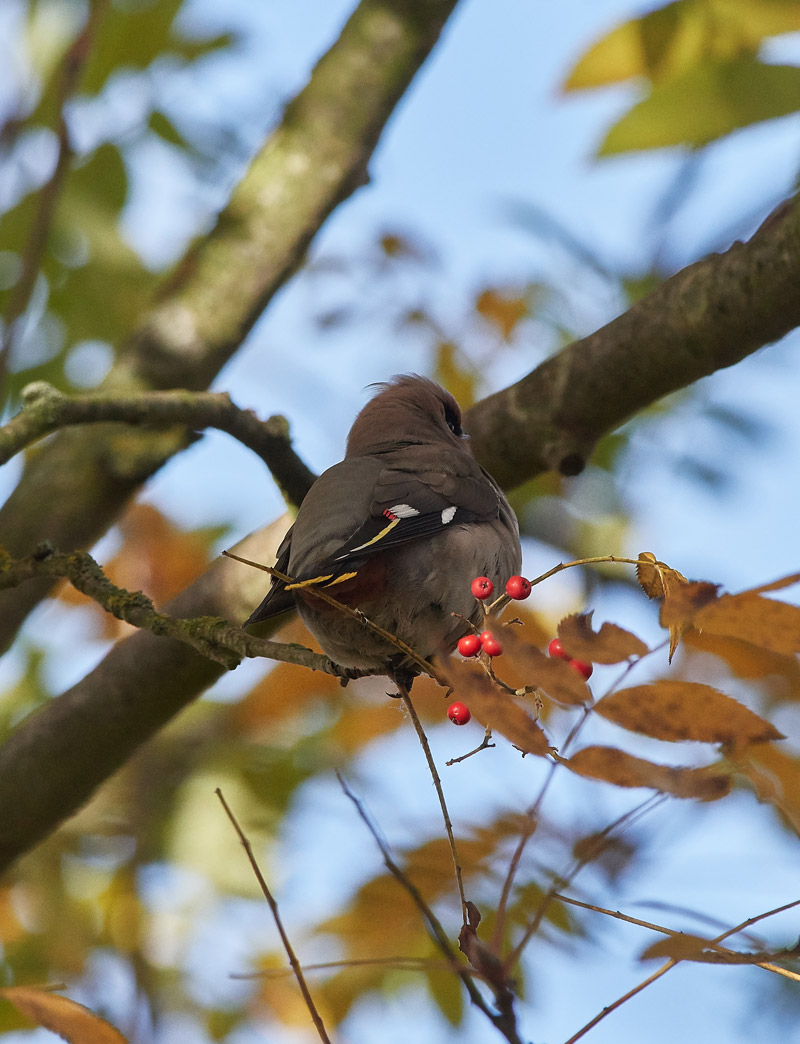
[246,375,521,680]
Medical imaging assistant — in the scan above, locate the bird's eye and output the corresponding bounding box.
[444,403,462,437]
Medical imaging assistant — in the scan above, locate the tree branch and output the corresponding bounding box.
[0,382,316,506]
[467,195,800,488]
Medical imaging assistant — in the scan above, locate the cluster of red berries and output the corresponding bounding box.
[547,637,593,680]
[470,574,533,602]
[447,575,535,726]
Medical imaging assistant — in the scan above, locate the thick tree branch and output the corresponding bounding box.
[0,521,292,872]
[0,543,341,674]
[0,0,461,652]
[466,195,800,488]
[0,382,315,505]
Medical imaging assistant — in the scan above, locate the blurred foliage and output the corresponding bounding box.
[564,0,800,152]
[1,1,800,1043]
[0,0,239,408]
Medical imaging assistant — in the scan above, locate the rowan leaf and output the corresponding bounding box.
[696,592,800,656]
[595,681,784,748]
[636,551,688,600]
[563,745,731,800]
[442,659,553,755]
[500,629,593,707]
[0,988,128,1044]
[661,580,720,660]
[558,612,649,663]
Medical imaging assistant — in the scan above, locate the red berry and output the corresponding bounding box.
[448,701,471,726]
[458,633,482,657]
[480,631,503,657]
[548,638,569,661]
[505,575,532,600]
[569,659,593,680]
[471,576,494,600]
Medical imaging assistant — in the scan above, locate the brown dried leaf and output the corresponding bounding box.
[696,593,800,656]
[563,745,731,800]
[0,988,128,1044]
[441,659,553,756]
[595,681,784,748]
[558,612,648,663]
[747,571,800,596]
[641,936,778,965]
[501,628,592,706]
[661,581,720,661]
[636,551,687,600]
[684,629,800,684]
[738,744,800,836]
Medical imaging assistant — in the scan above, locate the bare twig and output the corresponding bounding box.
[398,682,468,922]
[337,774,525,1044]
[0,543,350,676]
[215,789,332,1044]
[507,794,665,971]
[446,727,495,766]
[1,382,315,507]
[561,895,800,1042]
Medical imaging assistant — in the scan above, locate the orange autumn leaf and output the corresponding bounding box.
[441,659,552,756]
[557,612,649,663]
[500,628,592,707]
[738,744,800,835]
[636,551,687,600]
[563,745,731,800]
[475,287,528,339]
[595,681,784,748]
[684,629,800,684]
[0,988,128,1044]
[696,592,800,656]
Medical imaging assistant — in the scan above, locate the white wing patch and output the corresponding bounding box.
[389,503,420,518]
[441,505,457,524]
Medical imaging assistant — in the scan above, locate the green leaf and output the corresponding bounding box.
[599,58,800,153]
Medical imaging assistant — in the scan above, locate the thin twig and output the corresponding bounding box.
[337,774,525,1044]
[491,706,591,952]
[215,788,333,1044]
[507,794,665,971]
[446,727,495,766]
[560,895,800,1042]
[553,893,800,983]
[398,682,468,923]
[562,959,677,1044]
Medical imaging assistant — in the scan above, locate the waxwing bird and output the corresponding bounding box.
[246,375,521,683]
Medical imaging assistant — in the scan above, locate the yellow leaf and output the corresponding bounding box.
[0,988,128,1043]
[563,745,731,800]
[558,612,649,663]
[595,681,783,748]
[564,1,714,89]
[599,58,800,154]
